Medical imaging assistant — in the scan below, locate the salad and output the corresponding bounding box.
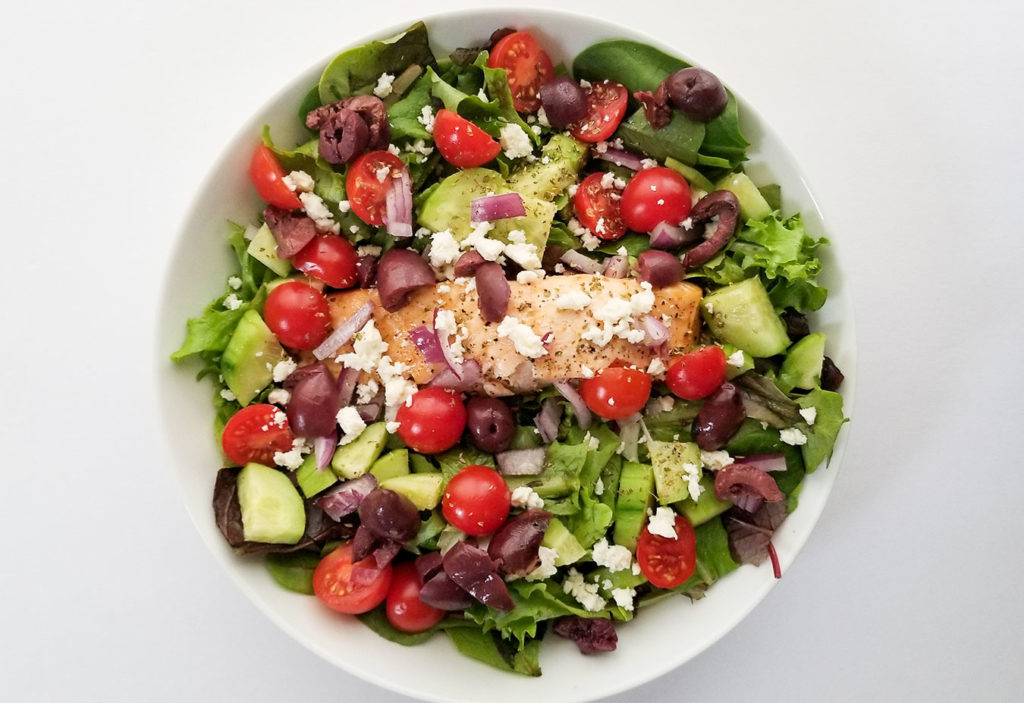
[173,22,846,676]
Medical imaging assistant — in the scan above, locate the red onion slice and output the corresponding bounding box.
[596,147,643,171]
[409,326,444,363]
[383,168,413,238]
[740,453,788,473]
[313,431,338,470]
[603,253,629,278]
[642,314,669,348]
[496,447,548,476]
[313,301,375,360]
[560,250,603,275]
[316,474,378,521]
[337,366,360,406]
[470,192,526,222]
[427,359,481,392]
[535,397,562,444]
[649,221,700,249]
[433,308,463,379]
[768,541,782,579]
[554,380,592,430]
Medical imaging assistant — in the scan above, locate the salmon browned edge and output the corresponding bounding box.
[326,274,702,396]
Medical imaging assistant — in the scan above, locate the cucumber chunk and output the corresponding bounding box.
[702,277,790,357]
[507,133,588,201]
[675,475,731,526]
[778,333,826,392]
[649,440,701,505]
[220,309,287,405]
[380,472,444,510]
[236,463,306,544]
[716,172,773,221]
[246,223,291,277]
[541,518,586,566]
[370,449,411,482]
[295,453,338,498]
[331,422,388,479]
[613,461,655,552]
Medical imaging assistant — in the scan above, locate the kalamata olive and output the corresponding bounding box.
[821,356,844,391]
[418,570,474,610]
[286,362,341,439]
[636,250,684,287]
[540,76,588,129]
[681,190,740,269]
[553,616,618,654]
[783,311,810,341]
[442,541,514,611]
[474,262,510,323]
[375,247,435,312]
[664,67,728,122]
[465,397,516,453]
[714,463,784,513]
[542,244,566,273]
[454,250,486,277]
[488,509,551,576]
[357,488,420,543]
[356,254,376,288]
[692,381,746,450]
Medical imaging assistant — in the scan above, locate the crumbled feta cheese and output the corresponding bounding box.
[428,229,461,268]
[727,349,746,368]
[683,462,703,502]
[700,450,734,471]
[680,216,693,230]
[357,244,382,257]
[591,538,632,573]
[373,72,395,98]
[630,281,655,315]
[562,568,607,612]
[273,438,309,470]
[462,221,505,262]
[349,225,360,235]
[219,388,236,402]
[378,356,416,409]
[417,105,435,133]
[580,364,595,379]
[272,358,297,383]
[282,170,315,193]
[799,407,818,426]
[404,139,434,156]
[299,191,340,234]
[780,427,808,446]
[594,477,605,495]
[579,79,592,90]
[651,395,675,413]
[510,486,545,510]
[267,388,291,406]
[499,123,533,160]
[476,87,488,101]
[496,316,548,358]
[338,200,352,214]
[222,293,242,310]
[226,276,242,291]
[335,320,388,372]
[526,546,558,581]
[516,269,545,283]
[611,587,636,612]
[554,290,592,311]
[504,230,542,269]
[640,158,658,169]
[647,358,667,375]
[374,165,391,183]
[647,507,679,539]
[386,143,401,156]
[355,380,379,405]
[585,432,600,451]
[632,561,642,576]
[536,106,550,127]
[335,406,368,445]
[385,421,401,433]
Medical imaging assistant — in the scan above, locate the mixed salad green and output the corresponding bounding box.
[173,21,846,676]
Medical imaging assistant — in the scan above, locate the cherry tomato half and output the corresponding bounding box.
[666,346,728,400]
[636,513,698,589]
[573,172,626,240]
[313,542,393,614]
[442,465,511,536]
[249,143,303,210]
[488,31,554,113]
[220,403,294,467]
[569,80,629,142]
[580,367,652,420]
[292,235,359,289]
[620,167,692,233]
[345,150,406,226]
[433,109,502,168]
[263,280,331,350]
[385,561,446,633]
[395,387,467,454]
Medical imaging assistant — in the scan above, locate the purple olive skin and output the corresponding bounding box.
[357,489,420,543]
[466,397,516,453]
[692,382,746,450]
[636,250,684,287]
[375,247,435,312]
[664,68,728,122]
[540,76,588,129]
[487,509,551,576]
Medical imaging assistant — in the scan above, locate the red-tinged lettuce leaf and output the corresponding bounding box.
[723,500,788,567]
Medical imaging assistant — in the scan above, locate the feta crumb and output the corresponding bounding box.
[462,220,505,262]
[219,388,236,402]
[222,293,242,310]
[591,538,632,573]
[594,477,605,496]
[349,225,360,235]
[516,269,545,283]
[611,587,636,612]
[700,450,734,471]
[499,123,533,160]
[585,432,600,451]
[272,358,297,383]
[631,561,642,576]
[496,316,548,358]
[386,143,401,156]
[799,407,818,426]
[338,200,352,214]
[727,349,746,368]
[647,507,679,539]
[477,87,488,101]
[267,388,291,406]
[357,244,382,257]
[554,290,592,311]
[373,72,395,98]
[355,380,379,405]
[404,139,434,156]
[536,106,550,127]
[335,320,388,372]
[526,546,558,581]
[273,438,309,470]
[510,486,545,510]
[385,421,401,433]
[580,364,595,379]
[780,427,808,446]
[428,229,461,268]
[336,406,368,445]
[417,105,435,133]
[504,231,542,270]
[640,158,658,169]
[226,276,242,291]
[630,281,655,315]
[579,79,592,90]
[531,124,543,136]
[282,170,315,193]
[683,462,703,502]
[374,165,391,183]
[647,358,667,375]
[299,191,340,234]
[562,568,607,612]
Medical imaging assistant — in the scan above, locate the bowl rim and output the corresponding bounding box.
[154,7,856,702]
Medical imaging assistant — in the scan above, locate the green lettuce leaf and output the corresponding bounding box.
[505,441,588,516]
[673,516,739,596]
[446,628,542,677]
[798,389,847,471]
[699,94,749,169]
[566,424,620,549]
[387,72,435,142]
[725,419,806,497]
[466,579,597,647]
[436,446,495,487]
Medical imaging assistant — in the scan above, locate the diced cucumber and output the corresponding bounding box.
[613,462,655,552]
[331,422,388,479]
[778,333,826,392]
[721,344,755,379]
[702,277,790,357]
[541,518,586,566]
[665,156,714,192]
[380,473,444,510]
[715,172,773,221]
[236,463,306,544]
[246,223,291,277]
[369,449,411,482]
[220,309,287,405]
[295,453,338,498]
[674,475,731,526]
[409,452,437,474]
[649,440,701,505]
[507,133,588,201]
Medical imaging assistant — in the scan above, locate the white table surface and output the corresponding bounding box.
[3,0,1022,700]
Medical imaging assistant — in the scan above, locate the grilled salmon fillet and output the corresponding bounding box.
[326,274,702,396]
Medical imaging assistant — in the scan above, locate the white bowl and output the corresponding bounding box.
[155,8,855,702]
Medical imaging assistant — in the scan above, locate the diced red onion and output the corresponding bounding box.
[642,314,670,348]
[316,474,378,521]
[496,447,548,476]
[541,331,554,348]
[596,147,643,171]
[355,403,382,422]
[560,250,604,275]
[649,221,700,249]
[603,254,629,278]
[384,168,413,238]
[535,397,562,444]
[313,301,374,360]
[740,453,788,473]
[313,431,338,470]
[470,192,526,223]
[409,326,444,363]
[554,380,592,430]
[428,358,481,392]
[475,262,510,323]
[337,366,360,406]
